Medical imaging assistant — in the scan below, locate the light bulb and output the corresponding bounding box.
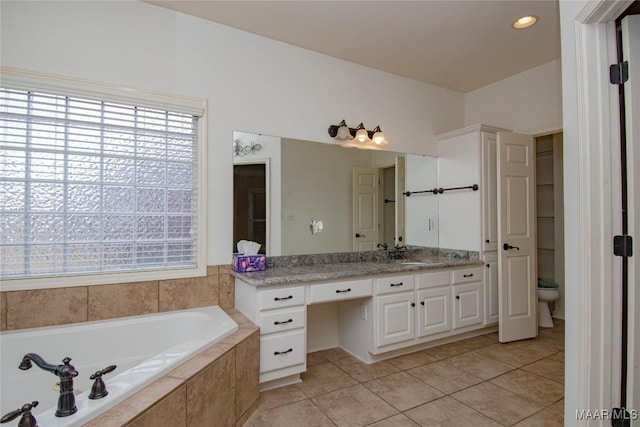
[372,126,387,145]
[354,123,370,143]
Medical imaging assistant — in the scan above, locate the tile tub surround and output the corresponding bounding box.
[232,248,481,287]
[0,264,235,331]
[85,309,260,427]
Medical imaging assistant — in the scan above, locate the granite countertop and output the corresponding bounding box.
[231,249,483,287]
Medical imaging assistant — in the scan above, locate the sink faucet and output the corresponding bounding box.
[377,242,389,250]
[19,354,78,417]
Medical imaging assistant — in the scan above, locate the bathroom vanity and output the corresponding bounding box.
[233,250,494,390]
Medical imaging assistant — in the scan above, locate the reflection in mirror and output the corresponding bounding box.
[232,131,438,256]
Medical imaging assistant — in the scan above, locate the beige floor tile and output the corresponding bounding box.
[255,384,307,411]
[451,335,496,352]
[407,361,483,394]
[513,399,564,427]
[445,350,516,380]
[312,384,398,427]
[297,361,358,398]
[489,370,564,406]
[549,351,564,362]
[332,357,400,382]
[314,347,352,362]
[421,341,472,360]
[368,413,420,426]
[521,357,564,384]
[510,338,563,357]
[243,399,334,427]
[387,349,439,370]
[475,343,548,367]
[452,382,543,426]
[483,331,500,343]
[405,396,502,427]
[363,371,444,411]
[307,352,331,368]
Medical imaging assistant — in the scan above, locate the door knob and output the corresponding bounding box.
[355,233,366,238]
[503,243,520,251]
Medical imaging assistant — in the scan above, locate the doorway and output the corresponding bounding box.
[535,132,564,320]
[233,163,267,254]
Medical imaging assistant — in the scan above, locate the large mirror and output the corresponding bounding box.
[233,131,438,256]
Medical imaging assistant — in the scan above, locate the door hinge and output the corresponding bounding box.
[613,235,633,257]
[610,61,629,85]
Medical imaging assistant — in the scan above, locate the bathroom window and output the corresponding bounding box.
[0,70,207,289]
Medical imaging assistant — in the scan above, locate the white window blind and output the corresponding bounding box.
[0,86,200,279]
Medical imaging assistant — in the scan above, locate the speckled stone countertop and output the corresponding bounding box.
[231,247,482,287]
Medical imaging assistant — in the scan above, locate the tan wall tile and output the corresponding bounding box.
[159,277,217,312]
[219,273,235,309]
[235,330,260,419]
[6,287,87,330]
[219,264,231,275]
[88,281,159,321]
[207,265,219,276]
[1,292,7,331]
[126,384,187,427]
[187,349,236,427]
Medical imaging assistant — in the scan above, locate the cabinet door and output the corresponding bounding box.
[417,287,451,337]
[375,292,415,348]
[452,282,483,329]
[482,132,498,251]
[483,253,499,325]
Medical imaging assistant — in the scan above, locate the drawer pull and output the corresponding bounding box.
[335,288,352,293]
[274,318,293,325]
[463,273,474,278]
[274,295,293,301]
[390,282,404,287]
[274,348,293,356]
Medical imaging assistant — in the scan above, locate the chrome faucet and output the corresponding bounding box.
[19,354,78,417]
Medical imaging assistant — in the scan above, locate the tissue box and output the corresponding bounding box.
[232,253,266,272]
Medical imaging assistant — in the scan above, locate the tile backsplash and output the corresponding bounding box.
[0,265,234,331]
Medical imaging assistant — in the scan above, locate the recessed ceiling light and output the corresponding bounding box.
[513,15,538,29]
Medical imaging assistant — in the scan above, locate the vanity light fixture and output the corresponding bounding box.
[327,120,388,146]
[512,15,538,29]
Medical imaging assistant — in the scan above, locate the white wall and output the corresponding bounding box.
[0,0,465,265]
[465,59,563,135]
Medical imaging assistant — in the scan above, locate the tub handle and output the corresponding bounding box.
[1,401,38,426]
[274,295,293,301]
[274,318,293,325]
[274,348,293,356]
[89,365,117,400]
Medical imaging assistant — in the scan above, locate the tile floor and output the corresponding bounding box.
[243,321,564,427]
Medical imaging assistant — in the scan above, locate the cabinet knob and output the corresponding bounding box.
[410,302,415,307]
[486,264,490,268]
[456,295,460,300]
[420,301,425,306]
[486,240,490,243]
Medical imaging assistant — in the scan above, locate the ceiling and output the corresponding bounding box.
[146,1,561,93]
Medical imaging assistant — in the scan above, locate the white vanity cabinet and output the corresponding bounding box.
[374,274,416,347]
[235,283,307,384]
[438,124,505,326]
[451,267,484,329]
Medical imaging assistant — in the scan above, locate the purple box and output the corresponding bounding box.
[232,253,266,272]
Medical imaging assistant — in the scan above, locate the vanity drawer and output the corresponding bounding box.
[375,275,415,295]
[260,329,306,373]
[416,270,450,289]
[308,279,372,304]
[258,286,305,311]
[259,307,306,335]
[451,267,483,284]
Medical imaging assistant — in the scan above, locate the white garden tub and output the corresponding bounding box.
[0,305,238,426]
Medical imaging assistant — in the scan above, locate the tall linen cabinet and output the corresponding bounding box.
[437,124,506,327]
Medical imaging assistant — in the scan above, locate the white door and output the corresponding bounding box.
[622,13,640,413]
[497,131,537,343]
[395,156,406,245]
[352,167,378,251]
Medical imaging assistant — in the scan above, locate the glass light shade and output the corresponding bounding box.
[336,124,352,140]
[372,132,387,145]
[354,123,370,143]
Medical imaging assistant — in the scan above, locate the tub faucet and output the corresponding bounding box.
[19,354,78,417]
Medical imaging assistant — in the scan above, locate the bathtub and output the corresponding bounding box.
[0,305,238,426]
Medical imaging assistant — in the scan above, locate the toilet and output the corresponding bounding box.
[538,278,560,327]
